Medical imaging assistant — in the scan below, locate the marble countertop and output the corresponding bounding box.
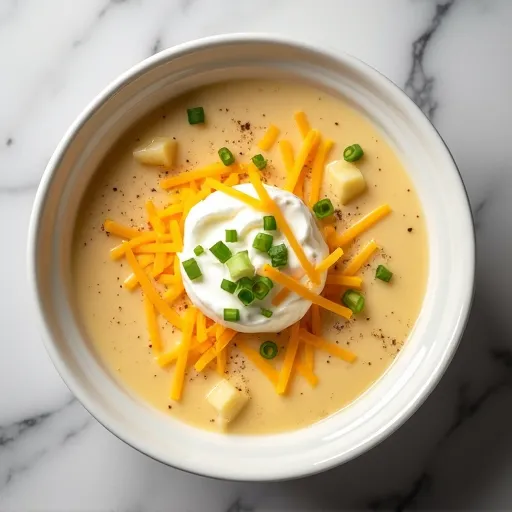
[2,0,512,510]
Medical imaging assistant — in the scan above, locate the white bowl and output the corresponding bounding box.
[28,34,474,481]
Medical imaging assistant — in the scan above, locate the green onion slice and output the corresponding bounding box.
[342,289,365,314]
[343,143,364,162]
[251,154,267,170]
[209,241,232,263]
[218,147,235,166]
[182,258,202,280]
[252,280,270,300]
[237,276,254,290]
[252,232,273,253]
[260,308,273,318]
[375,264,393,282]
[220,279,237,294]
[312,198,335,219]
[268,243,288,268]
[237,288,255,306]
[263,215,277,231]
[254,275,274,290]
[224,308,240,322]
[187,107,205,125]
[193,245,204,256]
[260,340,278,359]
[225,229,238,243]
[226,251,255,281]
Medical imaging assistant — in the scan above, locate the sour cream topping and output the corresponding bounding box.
[180,183,328,333]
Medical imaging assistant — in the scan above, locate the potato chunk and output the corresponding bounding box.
[133,137,176,167]
[326,159,366,205]
[206,379,248,425]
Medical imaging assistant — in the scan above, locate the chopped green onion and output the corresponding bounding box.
[182,258,202,280]
[251,154,267,170]
[312,198,335,219]
[193,245,204,256]
[224,308,240,322]
[237,288,255,306]
[225,229,238,243]
[237,276,254,290]
[218,147,235,166]
[187,107,205,125]
[252,280,270,300]
[263,215,277,231]
[220,279,237,294]
[268,243,288,268]
[343,143,364,162]
[254,275,274,290]
[226,251,255,280]
[252,232,273,253]
[342,289,365,314]
[376,265,393,282]
[209,241,232,263]
[260,340,278,359]
[260,308,273,318]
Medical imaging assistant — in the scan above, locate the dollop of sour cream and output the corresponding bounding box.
[180,183,328,333]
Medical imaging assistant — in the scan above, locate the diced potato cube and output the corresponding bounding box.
[133,137,177,167]
[206,379,248,424]
[326,159,366,205]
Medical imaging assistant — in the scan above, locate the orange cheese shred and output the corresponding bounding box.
[158,203,184,219]
[309,138,334,206]
[145,201,166,234]
[262,264,352,319]
[216,346,227,376]
[272,287,291,307]
[236,340,279,386]
[247,166,320,284]
[257,124,280,151]
[276,322,300,394]
[153,235,167,276]
[204,177,264,211]
[316,247,344,272]
[299,329,356,363]
[284,129,320,192]
[311,304,322,336]
[170,307,197,400]
[279,140,294,174]
[342,240,379,276]
[223,172,240,186]
[294,111,311,139]
[133,242,179,254]
[125,248,182,330]
[169,219,183,251]
[123,255,155,290]
[163,282,185,304]
[295,360,318,387]
[336,204,392,247]
[110,232,161,260]
[196,311,208,343]
[157,274,180,285]
[160,162,228,189]
[194,329,237,372]
[326,275,363,288]
[104,220,141,239]
[144,295,163,352]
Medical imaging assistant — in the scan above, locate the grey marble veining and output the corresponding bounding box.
[2,0,512,510]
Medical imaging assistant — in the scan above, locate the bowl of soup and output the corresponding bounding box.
[28,34,474,480]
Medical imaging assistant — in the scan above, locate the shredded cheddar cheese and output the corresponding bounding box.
[284,129,319,192]
[169,219,183,251]
[236,340,279,386]
[104,220,141,239]
[163,282,185,304]
[194,329,237,372]
[144,295,163,352]
[204,177,264,211]
[160,162,228,189]
[262,264,352,319]
[158,203,184,219]
[316,247,344,272]
[294,111,311,138]
[342,240,379,276]
[133,242,180,254]
[170,307,197,400]
[272,287,291,306]
[145,201,166,234]
[336,204,391,247]
[257,124,280,151]
[196,311,208,343]
[276,322,300,395]
[123,254,155,290]
[295,360,318,387]
[299,329,356,363]
[125,248,183,329]
[309,138,334,206]
[110,232,160,260]
[325,275,363,288]
[223,172,240,186]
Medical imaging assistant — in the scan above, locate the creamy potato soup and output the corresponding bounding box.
[73,80,427,434]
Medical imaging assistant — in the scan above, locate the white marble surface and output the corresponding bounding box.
[2,0,512,510]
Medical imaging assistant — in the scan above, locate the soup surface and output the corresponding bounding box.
[72,80,427,434]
